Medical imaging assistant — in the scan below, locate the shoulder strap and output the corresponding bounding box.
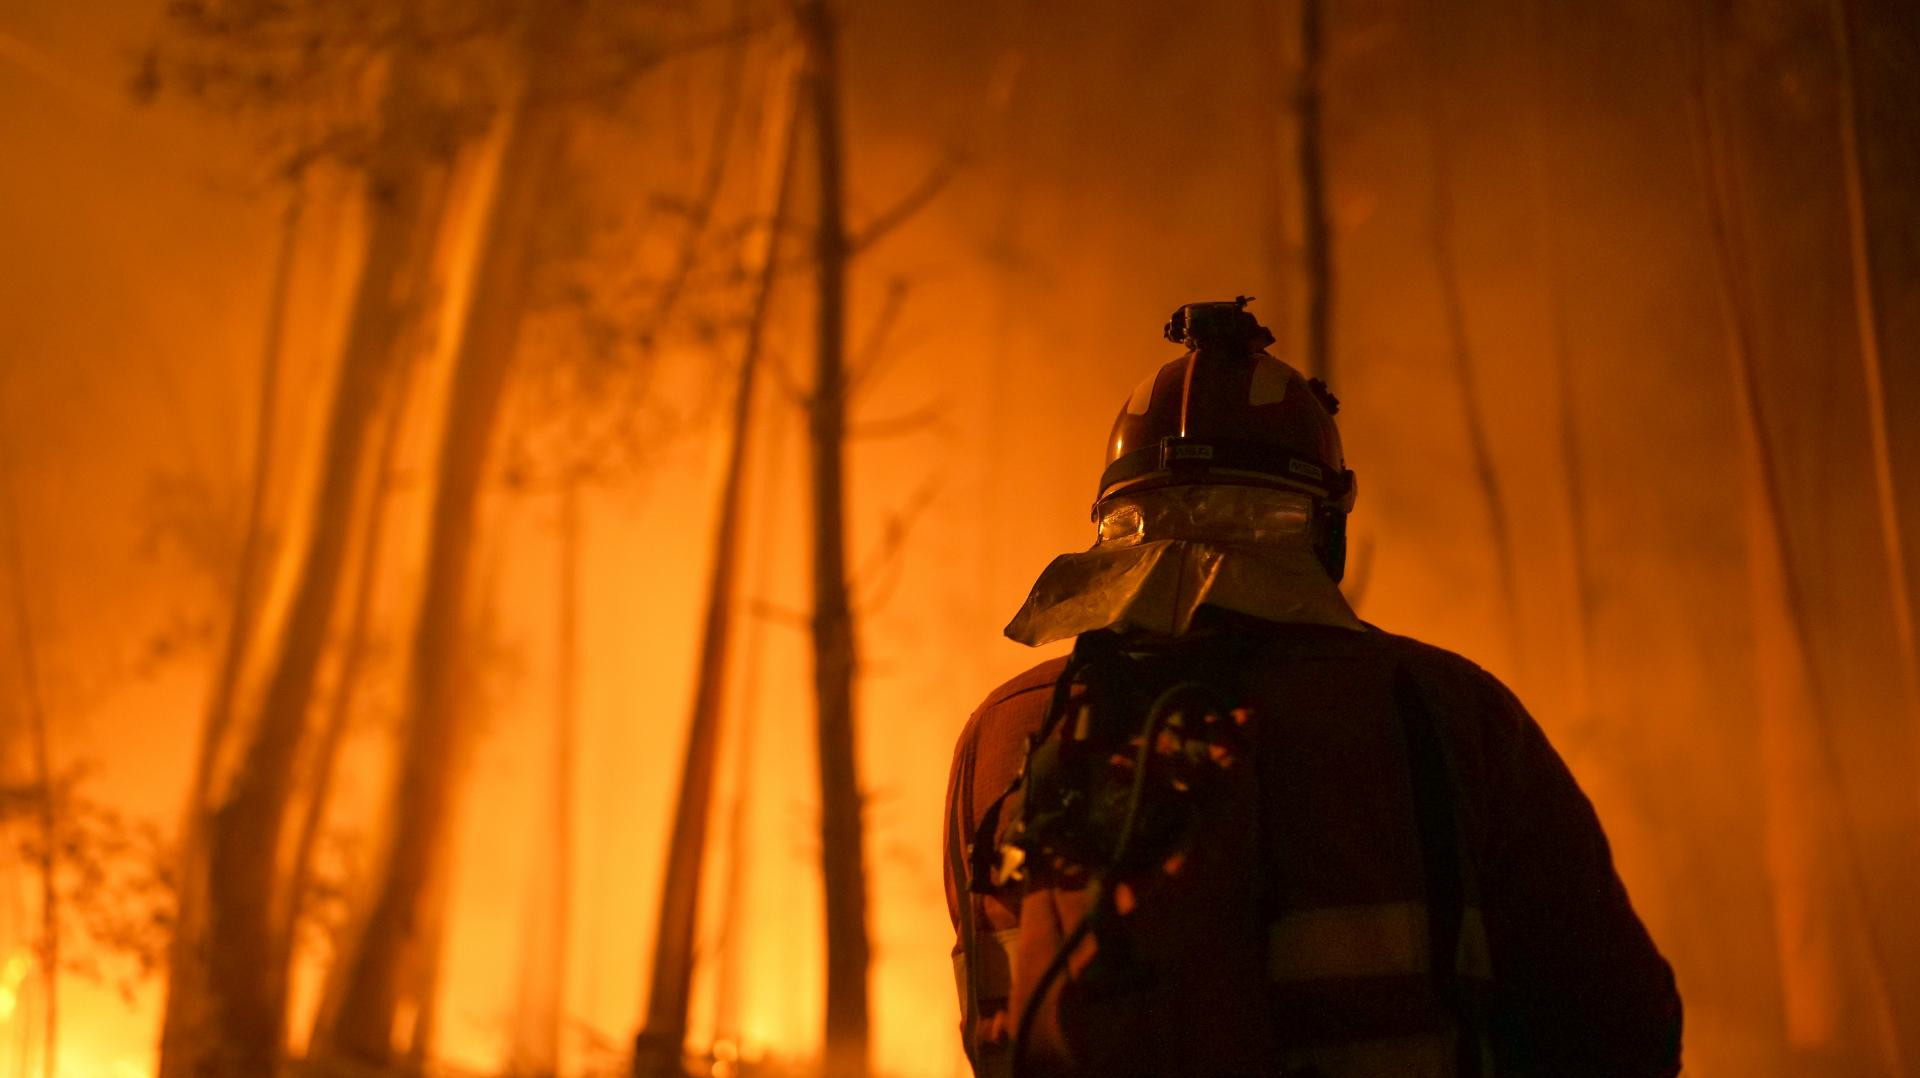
[1394,665,1484,1078]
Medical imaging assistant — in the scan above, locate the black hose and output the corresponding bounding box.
[1008,680,1227,1077]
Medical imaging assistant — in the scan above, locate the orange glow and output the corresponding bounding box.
[4,1,1920,1076]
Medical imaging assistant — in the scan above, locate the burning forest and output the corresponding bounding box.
[2,0,1919,1075]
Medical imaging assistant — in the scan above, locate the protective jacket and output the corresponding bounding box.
[944,618,1681,1078]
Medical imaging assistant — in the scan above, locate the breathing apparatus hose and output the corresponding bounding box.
[1008,679,1228,1078]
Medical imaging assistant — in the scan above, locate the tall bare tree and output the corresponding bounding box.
[145,9,465,1068]
[315,6,587,1064]
[978,18,1030,614]
[1296,0,1332,383]
[1519,0,1596,725]
[1,399,55,1078]
[157,185,305,1078]
[505,474,580,1078]
[186,187,301,874]
[793,1,871,1073]
[133,7,477,1072]
[276,323,420,1028]
[1249,2,1292,358]
[632,42,803,1078]
[1826,0,1920,734]
[1416,25,1519,662]
[187,84,451,1078]
[710,331,795,1060]
[1686,2,1905,1069]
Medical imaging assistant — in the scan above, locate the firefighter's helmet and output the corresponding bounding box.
[1096,297,1357,581]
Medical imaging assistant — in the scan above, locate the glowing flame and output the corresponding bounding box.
[53,1048,152,1078]
[0,950,28,1023]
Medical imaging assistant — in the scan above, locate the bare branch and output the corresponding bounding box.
[847,151,965,255]
[764,345,810,411]
[847,397,952,442]
[746,597,811,630]
[852,477,944,614]
[638,16,756,333]
[545,15,773,111]
[846,275,911,397]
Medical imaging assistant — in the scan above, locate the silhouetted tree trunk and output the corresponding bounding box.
[980,20,1030,611]
[405,878,450,1070]
[401,545,504,1071]
[2,419,55,1078]
[708,708,753,1053]
[550,479,578,1070]
[794,2,871,1074]
[277,329,418,1025]
[0,782,30,1077]
[1250,2,1291,356]
[1297,0,1331,383]
[631,47,801,1078]
[316,8,581,1064]
[1827,0,1920,731]
[509,478,580,1078]
[159,46,455,1070]
[1418,31,1519,664]
[1687,5,1905,1070]
[187,187,300,857]
[1519,0,1596,724]
[158,187,300,1078]
[714,349,793,1054]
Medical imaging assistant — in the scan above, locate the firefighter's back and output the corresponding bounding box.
[945,618,1680,1078]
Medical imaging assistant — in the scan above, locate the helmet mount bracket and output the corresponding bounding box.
[1163,296,1276,353]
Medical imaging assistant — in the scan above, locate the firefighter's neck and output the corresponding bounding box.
[1115,606,1272,654]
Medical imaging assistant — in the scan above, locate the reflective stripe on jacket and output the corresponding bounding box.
[943,621,1681,1078]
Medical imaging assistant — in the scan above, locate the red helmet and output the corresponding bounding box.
[1096,297,1356,579]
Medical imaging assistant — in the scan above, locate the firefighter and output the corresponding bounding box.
[943,298,1681,1078]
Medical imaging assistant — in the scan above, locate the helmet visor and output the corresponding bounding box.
[1094,484,1316,548]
